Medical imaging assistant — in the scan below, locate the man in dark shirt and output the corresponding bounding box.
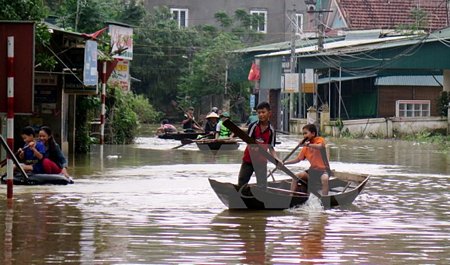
[182,107,201,132]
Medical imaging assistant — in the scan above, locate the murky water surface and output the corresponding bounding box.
[1,126,449,264]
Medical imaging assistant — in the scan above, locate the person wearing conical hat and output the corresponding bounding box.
[203,112,219,137]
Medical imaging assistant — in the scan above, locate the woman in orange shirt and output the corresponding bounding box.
[284,124,330,195]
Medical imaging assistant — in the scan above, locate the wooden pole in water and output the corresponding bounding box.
[6,36,14,199]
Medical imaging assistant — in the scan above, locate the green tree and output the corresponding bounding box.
[215,9,265,45]
[178,32,243,105]
[131,7,202,111]
[0,0,47,20]
[176,10,263,116]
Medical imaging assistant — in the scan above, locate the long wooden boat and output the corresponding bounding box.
[195,139,240,151]
[157,132,205,140]
[1,173,74,185]
[209,171,369,210]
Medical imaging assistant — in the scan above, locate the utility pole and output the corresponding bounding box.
[75,0,81,32]
[306,0,332,51]
[289,6,297,122]
[306,0,332,112]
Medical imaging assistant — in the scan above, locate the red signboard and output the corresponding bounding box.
[0,22,34,114]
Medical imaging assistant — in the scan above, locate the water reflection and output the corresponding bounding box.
[0,125,448,264]
[3,203,12,265]
[297,212,327,264]
[211,210,328,264]
[0,194,82,264]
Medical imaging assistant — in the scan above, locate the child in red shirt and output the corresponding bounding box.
[284,124,330,195]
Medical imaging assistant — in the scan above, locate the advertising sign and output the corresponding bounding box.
[83,40,98,86]
[108,60,130,91]
[109,24,133,60]
[250,94,256,110]
[303,69,315,93]
[283,73,300,93]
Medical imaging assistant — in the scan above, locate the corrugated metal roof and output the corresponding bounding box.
[237,36,344,53]
[256,26,450,59]
[257,33,411,58]
[317,74,376,84]
[375,75,443,86]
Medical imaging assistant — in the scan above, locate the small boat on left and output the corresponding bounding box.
[1,173,74,185]
[157,132,205,140]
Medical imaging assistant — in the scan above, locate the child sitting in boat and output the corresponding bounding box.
[17,126,46,173]
[283,124,330,195]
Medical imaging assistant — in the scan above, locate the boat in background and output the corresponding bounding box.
[157,132,205,140]
[195,138,240,151]
[209,171,370,210]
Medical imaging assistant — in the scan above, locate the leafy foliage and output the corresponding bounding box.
[438,91,449,117]
[1,0,56,70]
[75,96,100,153]
[396,7,429,33]
[0,0,48,20]
[106,86,139,144]
[131,7,200,110]
[129,94,162,124]
[178,32,244,105]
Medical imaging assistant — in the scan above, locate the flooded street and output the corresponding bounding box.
[1,126,449,264]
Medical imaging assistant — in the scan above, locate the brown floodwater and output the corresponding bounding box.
[1,126,449,264]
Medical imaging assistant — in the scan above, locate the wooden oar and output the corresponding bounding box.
[170,100,204,132]
[223,119,311,191]
[172,134,210,149]
[266,137,308,181]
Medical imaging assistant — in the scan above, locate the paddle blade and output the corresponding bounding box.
[172,138,193,149]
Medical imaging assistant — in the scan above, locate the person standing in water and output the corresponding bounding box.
[237,102,279,188]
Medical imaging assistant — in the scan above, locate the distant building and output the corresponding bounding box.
[326,0,449,32]
[144,0,318,43]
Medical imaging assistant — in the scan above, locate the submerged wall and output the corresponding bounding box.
[290,116,448,137]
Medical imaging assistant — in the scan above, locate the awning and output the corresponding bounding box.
[375,75,443,86]
[317,74,376,84]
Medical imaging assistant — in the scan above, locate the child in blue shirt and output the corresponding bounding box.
[18,126,46,173]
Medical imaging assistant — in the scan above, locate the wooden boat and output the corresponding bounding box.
[157,132,205,140]
[209,171,370,210]
[1,173,74,185]
[195,138,240,151]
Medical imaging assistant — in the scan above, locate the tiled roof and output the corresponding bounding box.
[338,0,449,31]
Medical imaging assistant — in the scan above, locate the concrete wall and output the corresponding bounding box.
[145,0,308,42]
[290,116,448,137]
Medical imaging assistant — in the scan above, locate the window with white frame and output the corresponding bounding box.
[171,8,188,28]
[250,10,267,33]
[295,13,303,34]
[396,100,430,117]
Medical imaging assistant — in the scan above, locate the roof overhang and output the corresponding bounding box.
[375,75,443,87]
[317,74,376,84]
